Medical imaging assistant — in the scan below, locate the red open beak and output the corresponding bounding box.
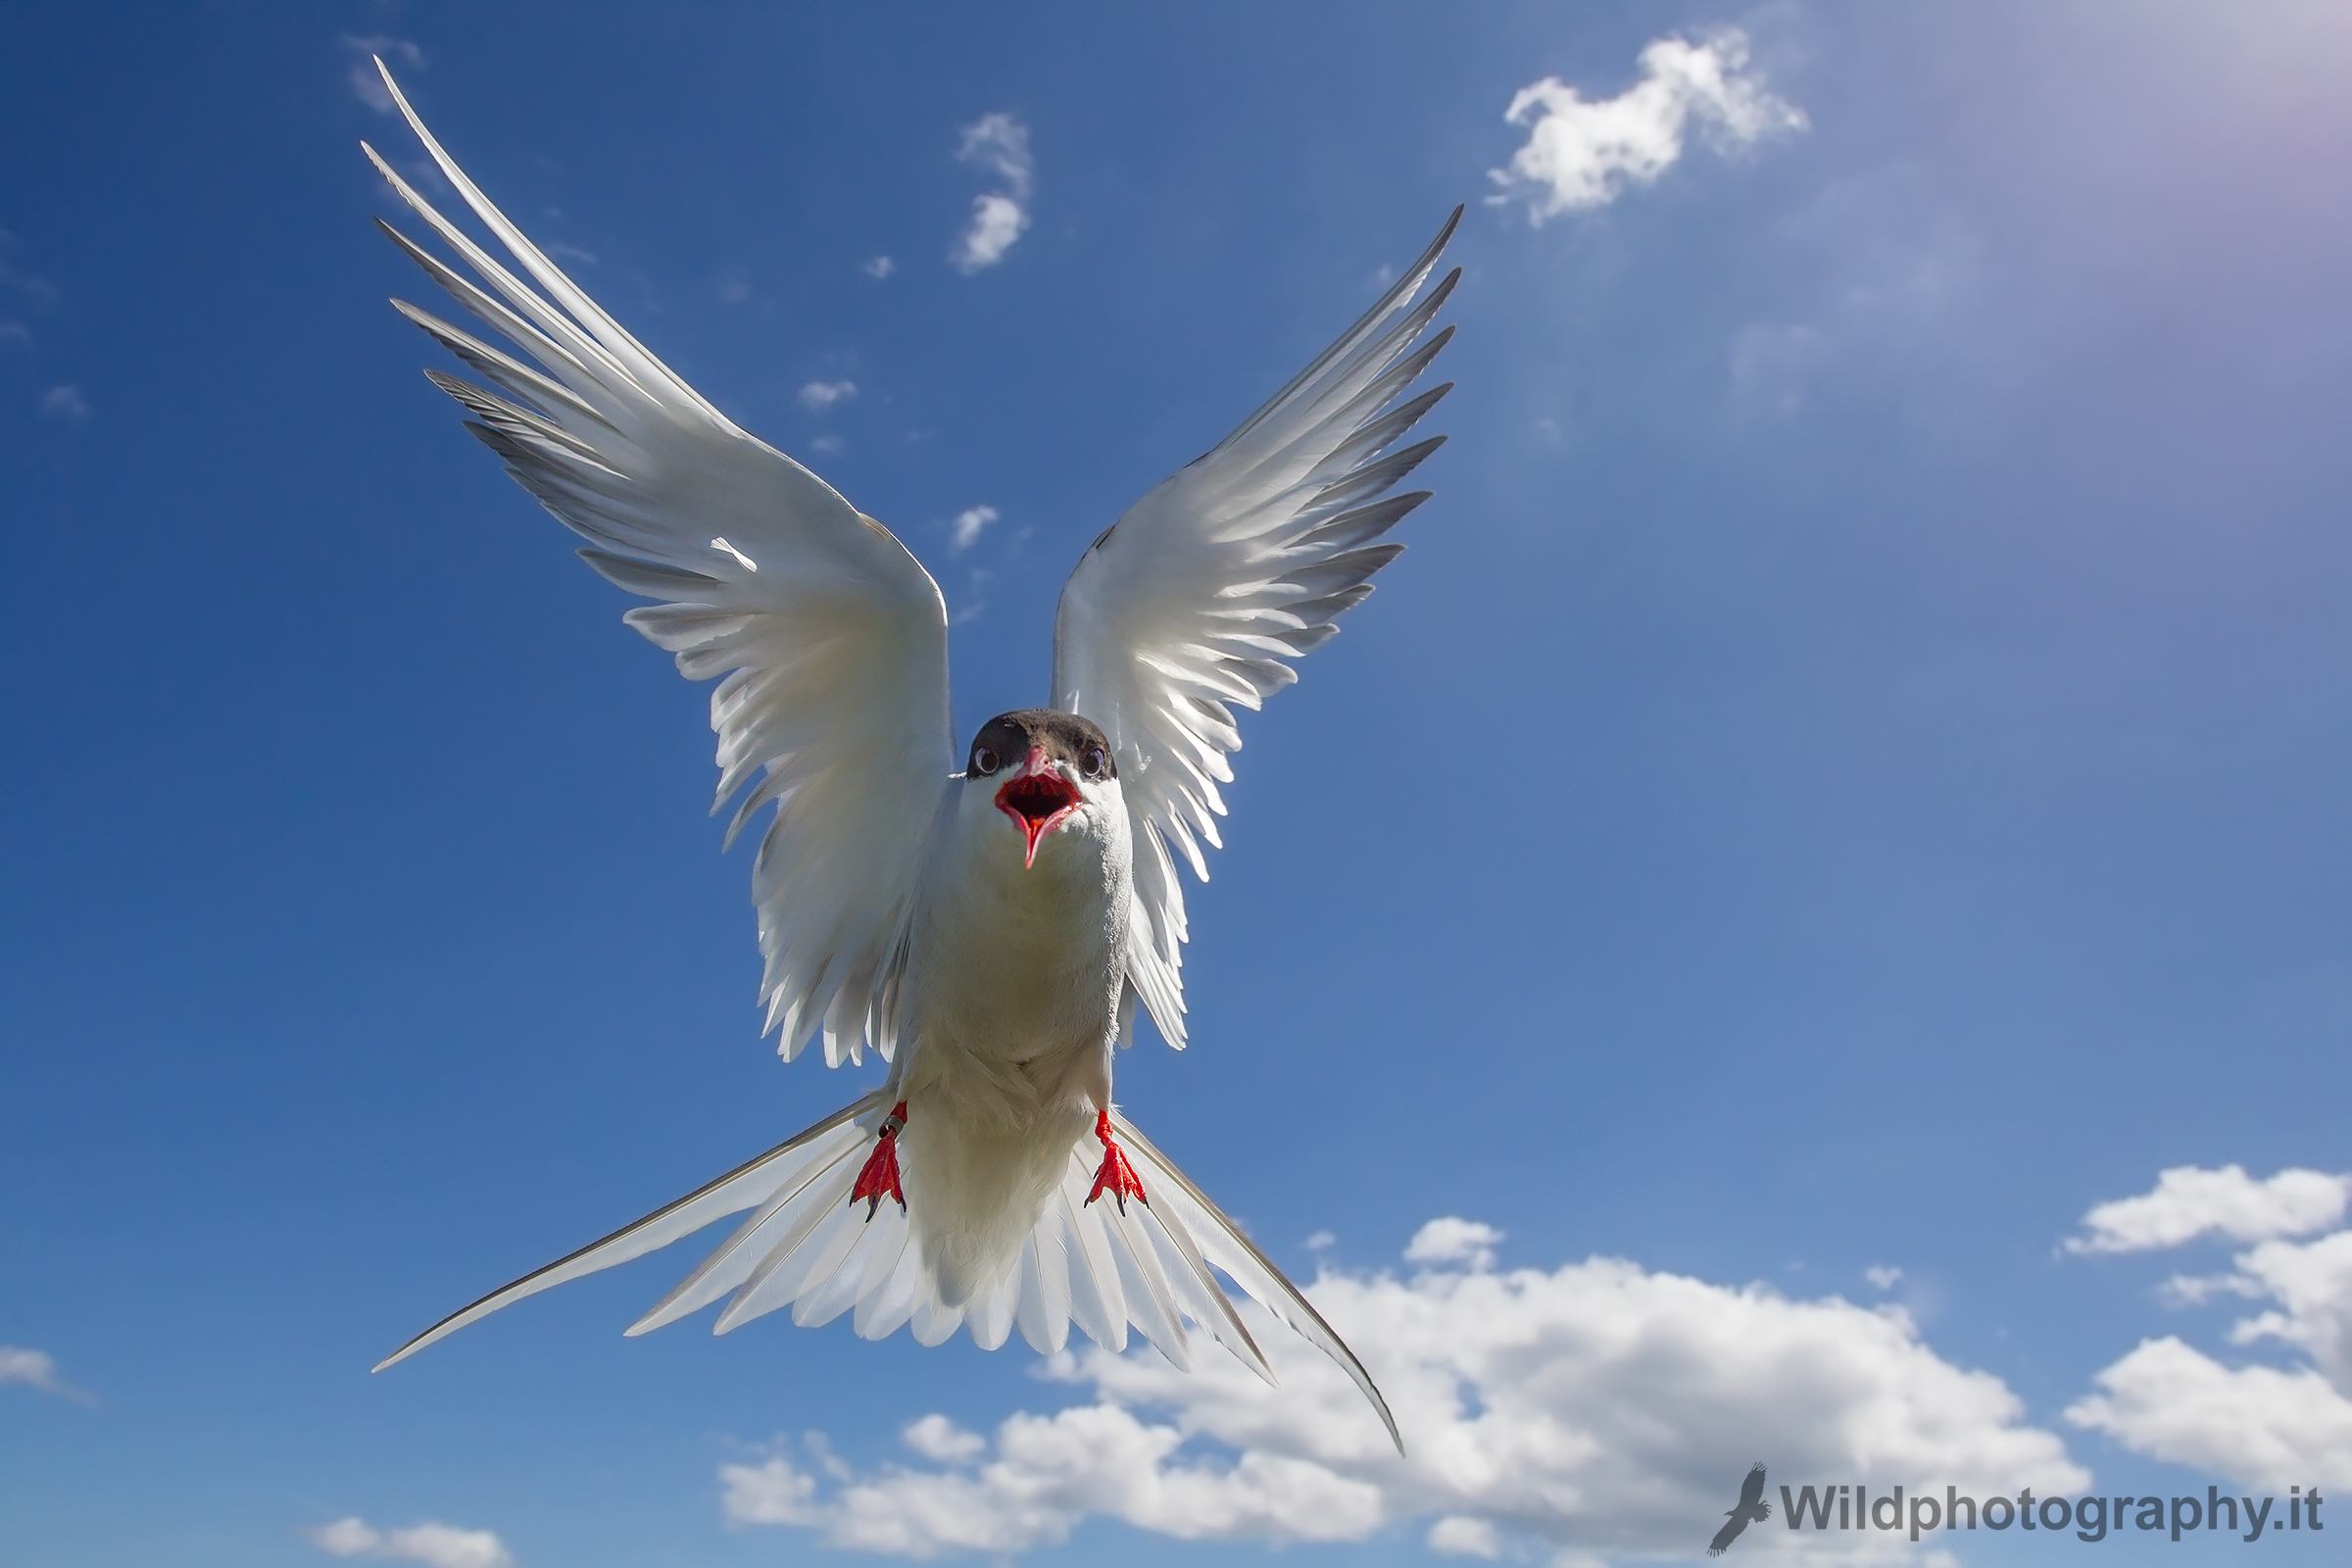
[995,747,1083,868]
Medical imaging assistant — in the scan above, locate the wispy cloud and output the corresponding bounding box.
[1489,30,1803,222]
[798,379,858,413]
[952,114,1033,273]
[309,1517,511,1568]
[0,319,29,348]
[341,37,426,116]
[720,1218,2082,1558]
[950,504,998,553]
[863,255,896,279]
[0,229,59,309]
[542,241,597,268]
[0,1346,94,1404]
[39,384,89,420]
[2067,1165,2352,1489]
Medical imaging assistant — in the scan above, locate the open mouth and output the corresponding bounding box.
[996,771,1083,868]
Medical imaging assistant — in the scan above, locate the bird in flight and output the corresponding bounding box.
[359,61,1455,1453]
[1708,1463,1773,1556]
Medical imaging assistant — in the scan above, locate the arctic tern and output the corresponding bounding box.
[362,62,1454,1451]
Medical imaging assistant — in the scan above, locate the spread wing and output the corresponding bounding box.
[1740,1461,1767,1508]
[1051,211,1460,1046]
[365,63,950,1066]
[1705,1514,1748,1556]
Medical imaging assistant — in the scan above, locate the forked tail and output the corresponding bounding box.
[372,1092,1400,1452]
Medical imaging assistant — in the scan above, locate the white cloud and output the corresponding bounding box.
[902,1414,987,1463]
[1403,1216,1502,1272]
[720,1222,2082,1558]
[39,384,89,420]
[809,434,847,456]
[723,1455,825,1526]
[952,114,1033,272]
[799,379,858,413]
[1489,30,1804,222]
[2070,1338,2352,1492]
[951,505,999,553]
[956,197,1029,273]
[0,318,30,347]
[341,37,426,115]
[2066,1164,2350,1254]
[864,255,896,279]
[2068,1165,2352,1490]
[1428,1514,1502,1556]
[956,113,1033,199]
[0,1345,92,1403]
[309,1517,511,1568]
[1865,1265,1904,1292]
[2229,1230,2352,1381]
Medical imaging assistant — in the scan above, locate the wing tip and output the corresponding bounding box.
[373,54,422,132]
[369,1331,433,1374]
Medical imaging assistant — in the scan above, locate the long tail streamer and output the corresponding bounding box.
[373,1094,1399,1452]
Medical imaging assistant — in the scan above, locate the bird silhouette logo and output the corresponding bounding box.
[1707,1462,1773,1556]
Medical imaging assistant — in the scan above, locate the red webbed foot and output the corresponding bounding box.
[851,1101,907,1220]
[1084,1106,1147,1214]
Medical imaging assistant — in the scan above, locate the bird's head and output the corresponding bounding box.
[962,709,1119,868]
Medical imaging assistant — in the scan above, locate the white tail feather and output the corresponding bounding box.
[372,1094,1400,1453]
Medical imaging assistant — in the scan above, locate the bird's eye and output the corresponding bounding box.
[972,747,1000,776]
[1082,746,1106,779]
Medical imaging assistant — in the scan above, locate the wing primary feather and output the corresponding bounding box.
[1206,206,1461,461]
[370,216,602,400]
[369,64,710,420]
[1318,383,1452,475]
[1297,436,1446,525]
[364,143,651,403]
[1295,492,1430,556]
[372,66,955,1069]
[391,299,613,429]
[426,370,610,465]
[1051,210,1456,1038]
[575,549,724,598]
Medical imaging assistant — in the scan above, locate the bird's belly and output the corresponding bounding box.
[891,808,1132,1304]
[905,861,1122,1134]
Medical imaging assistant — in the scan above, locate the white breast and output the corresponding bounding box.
[892,774,1132,1303]
[908,777,1130,1092]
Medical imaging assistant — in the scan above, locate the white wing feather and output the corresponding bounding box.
[366,64,950,1066]
[1052,210,1461,1046]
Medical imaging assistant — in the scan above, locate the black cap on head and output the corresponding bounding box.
[967,709,1115,780]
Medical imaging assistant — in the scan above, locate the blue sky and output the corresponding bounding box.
[6,2,2352,1564]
